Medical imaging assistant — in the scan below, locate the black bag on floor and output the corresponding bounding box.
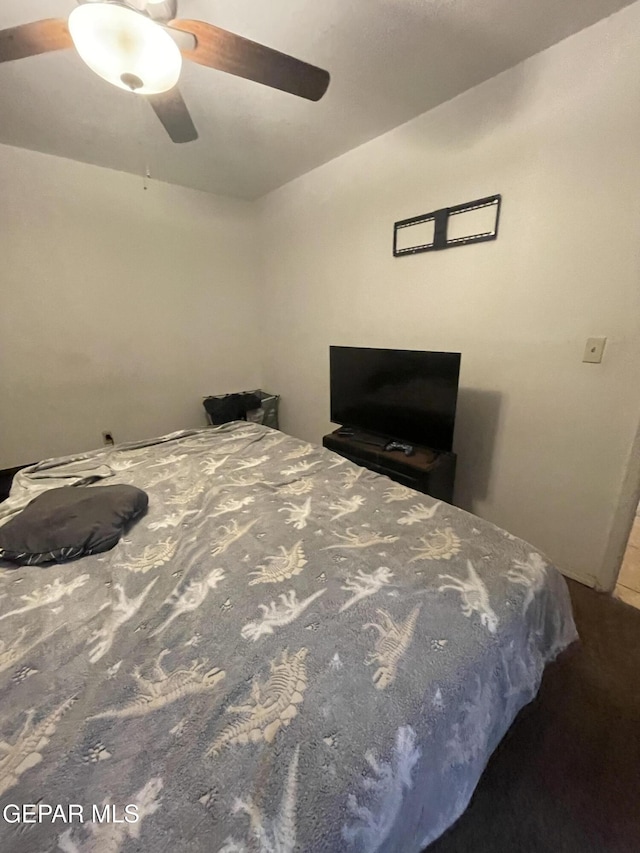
[203,393,262,425]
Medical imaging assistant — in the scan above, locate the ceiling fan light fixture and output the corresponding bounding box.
[68,3,182,95]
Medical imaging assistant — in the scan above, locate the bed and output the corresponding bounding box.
[0,422,577,852]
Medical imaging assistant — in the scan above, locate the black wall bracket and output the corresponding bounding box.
[393,194,502,257]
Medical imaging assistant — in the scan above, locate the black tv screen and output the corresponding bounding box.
[330,347,461,451]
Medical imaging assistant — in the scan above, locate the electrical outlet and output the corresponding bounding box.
[582,337,607,364]
[102,431,115,446]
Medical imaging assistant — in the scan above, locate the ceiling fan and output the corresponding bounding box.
[0,0,331,144]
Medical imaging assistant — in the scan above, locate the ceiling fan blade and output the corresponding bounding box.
[146,88,199,144]
[169,19,330,102]
[0,19,72,64]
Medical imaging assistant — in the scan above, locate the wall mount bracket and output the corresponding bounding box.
[393,194,502,257]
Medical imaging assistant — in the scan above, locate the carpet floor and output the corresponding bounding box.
[427,580,640,853]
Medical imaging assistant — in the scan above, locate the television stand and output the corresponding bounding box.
[323,429,456,504]
[336,427,388,448]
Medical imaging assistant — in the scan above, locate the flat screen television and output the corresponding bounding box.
[330,346,461,451]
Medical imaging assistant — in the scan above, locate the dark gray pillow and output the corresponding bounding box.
[0,485,148,566]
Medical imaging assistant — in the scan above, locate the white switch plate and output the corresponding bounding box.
[583,337,607,364]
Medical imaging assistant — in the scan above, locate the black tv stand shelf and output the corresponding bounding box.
[323,430,456,504]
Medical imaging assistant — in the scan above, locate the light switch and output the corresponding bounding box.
[583,337,607,364]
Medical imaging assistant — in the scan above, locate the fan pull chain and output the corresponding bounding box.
[133,87,153,193]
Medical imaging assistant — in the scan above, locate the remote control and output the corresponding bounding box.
[384,440,415,456]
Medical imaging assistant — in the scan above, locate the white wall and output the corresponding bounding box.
[257,2,640,587]
[0,144,262,468]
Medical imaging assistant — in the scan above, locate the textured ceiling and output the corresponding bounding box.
[0,0,635,199]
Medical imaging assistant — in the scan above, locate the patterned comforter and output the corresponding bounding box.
[0,422,577,852]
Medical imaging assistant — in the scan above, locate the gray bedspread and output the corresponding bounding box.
[0,422,577,852]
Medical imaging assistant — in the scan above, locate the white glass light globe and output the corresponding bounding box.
[68,3,182,95]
